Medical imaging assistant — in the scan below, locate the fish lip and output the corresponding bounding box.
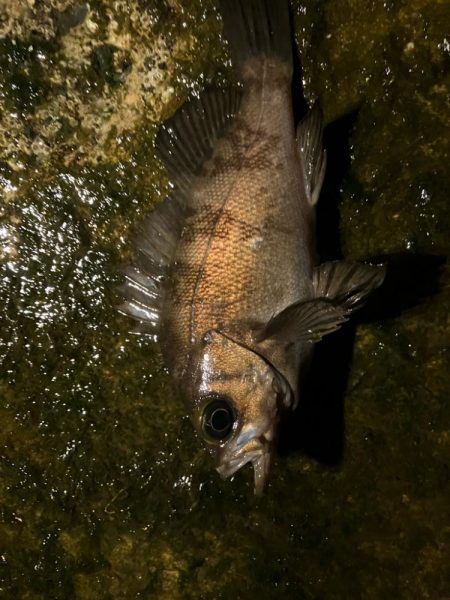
[215,427,275,494]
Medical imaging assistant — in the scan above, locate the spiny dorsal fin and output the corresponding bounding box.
[117,195,184,337]
[119,88,241,337]
[296,101,327,205]
[155,87,242,195]
[313,261,386,310]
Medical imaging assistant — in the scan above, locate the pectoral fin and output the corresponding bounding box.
[254,261,386,345]
[253,299,349,344]
[313,261,386,310]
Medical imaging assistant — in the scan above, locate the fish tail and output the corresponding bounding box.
[219,0,293,76]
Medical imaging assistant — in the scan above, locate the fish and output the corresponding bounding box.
[118,0,386,495]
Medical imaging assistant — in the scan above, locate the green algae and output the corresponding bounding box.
[0,35,57,114]
[0,0,449,598]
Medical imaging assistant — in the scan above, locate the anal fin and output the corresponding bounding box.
[296,101,327,206]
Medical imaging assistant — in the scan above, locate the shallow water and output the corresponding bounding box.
[0,1,449,598]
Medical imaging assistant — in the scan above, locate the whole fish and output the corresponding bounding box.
[119,0,385,494]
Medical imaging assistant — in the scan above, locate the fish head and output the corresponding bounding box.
[188,330,292,495]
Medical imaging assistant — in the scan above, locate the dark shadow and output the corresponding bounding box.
[278,96,446,463]
[278,252,445,463]
[290,39,309,126]
[316,110,360,260]
[278,110,360,464]
[278,324,355,464]
[355,253,446,323]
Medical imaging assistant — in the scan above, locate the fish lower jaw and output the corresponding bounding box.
[216,449,272,495]
[216,450,262,479]
[215,425,276,492]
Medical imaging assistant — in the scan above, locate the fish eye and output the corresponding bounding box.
[201,395,236,442]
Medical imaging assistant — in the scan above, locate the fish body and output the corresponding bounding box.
[119,0,385,494]
[165,59,314,390]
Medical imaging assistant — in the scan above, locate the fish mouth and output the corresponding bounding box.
[216,428,274,495]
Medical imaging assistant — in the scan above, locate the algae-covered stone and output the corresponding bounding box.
[0,0,448,599]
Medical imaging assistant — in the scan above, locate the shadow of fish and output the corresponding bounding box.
[118,0,385,495]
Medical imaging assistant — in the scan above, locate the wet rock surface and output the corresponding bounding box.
[0,0,448,598]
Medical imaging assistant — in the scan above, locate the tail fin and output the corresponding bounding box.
[219,0,293,74]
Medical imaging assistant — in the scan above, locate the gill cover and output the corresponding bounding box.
[188,330,291,494]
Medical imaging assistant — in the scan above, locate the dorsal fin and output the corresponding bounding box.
[155,87,242,195]
[296,101,327,206]
[117,195,184,337]
[118,87,242,337]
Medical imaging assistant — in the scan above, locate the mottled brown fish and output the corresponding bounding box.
[119,0,385,494]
